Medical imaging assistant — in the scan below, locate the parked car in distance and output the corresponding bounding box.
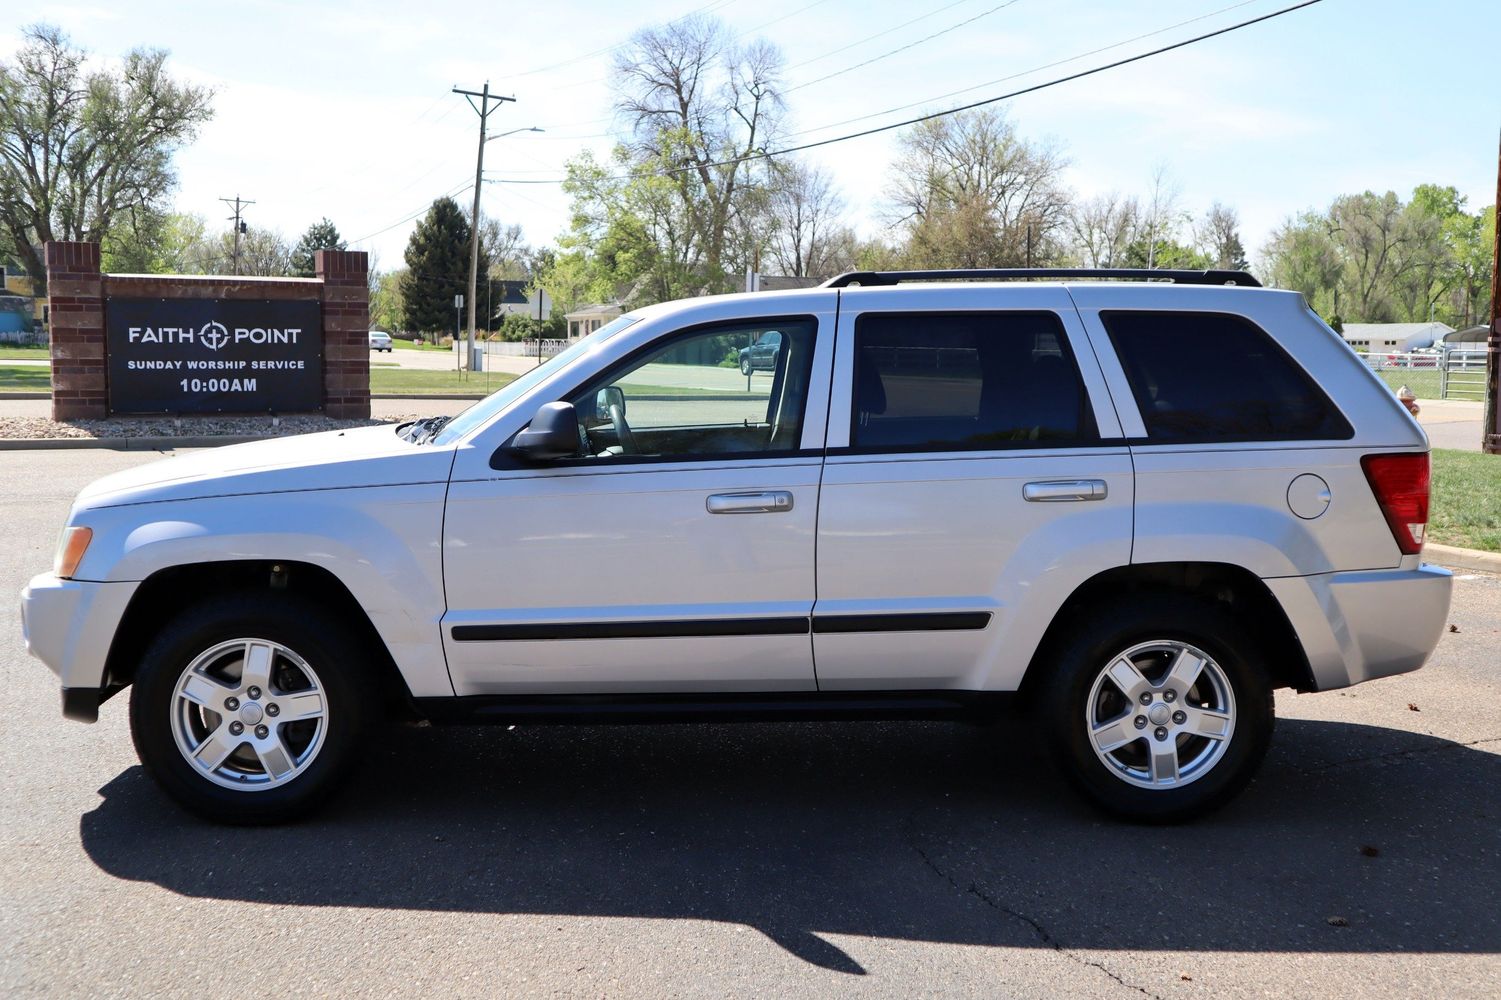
[368,330,393,352]
[738,330,782,374]
[20,268,1451,825]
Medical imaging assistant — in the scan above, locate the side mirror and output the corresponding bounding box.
[596,385,625,418]
[509,401,579,460]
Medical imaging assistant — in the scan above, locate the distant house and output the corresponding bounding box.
[564,302,623,340]
[1340,322,1452,353]
[488,280,552,322]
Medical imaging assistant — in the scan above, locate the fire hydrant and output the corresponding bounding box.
[1396,384,1420,416]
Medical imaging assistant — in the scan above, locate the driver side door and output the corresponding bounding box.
[440,310,834,696]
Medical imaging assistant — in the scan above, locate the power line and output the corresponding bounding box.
[783,0,974,72]
[495,0,740,82]
[347,176,474,245]
[488,0,1324,187]
[786,0,1266,139]
[783,0,1023,95]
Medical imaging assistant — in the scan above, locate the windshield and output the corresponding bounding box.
[429,314,641,446]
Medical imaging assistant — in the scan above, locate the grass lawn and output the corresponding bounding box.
[0,364,50,392]
[391,339,452,352]
[0,345,49,360]
[369,368,515,395]
[1428,448,1501,553]
[1375,369,1442,400]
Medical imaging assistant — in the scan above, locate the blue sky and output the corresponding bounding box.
[6,0,1498,272]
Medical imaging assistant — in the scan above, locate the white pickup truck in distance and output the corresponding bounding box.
[21,268,1452,824]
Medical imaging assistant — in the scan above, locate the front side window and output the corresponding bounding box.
[850,311,1097,452]
[563,318,818,461]
[1101,311,1352,443]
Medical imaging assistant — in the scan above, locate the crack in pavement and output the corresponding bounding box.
[1286,734,1501,775]
[902,811,1164,1000]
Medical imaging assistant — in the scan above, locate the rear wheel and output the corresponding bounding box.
[129,594,375,824]
[1037,594,1274,822]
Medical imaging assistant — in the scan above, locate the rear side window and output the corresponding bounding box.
[1101,311,1352,443]
[851,312,1097,452]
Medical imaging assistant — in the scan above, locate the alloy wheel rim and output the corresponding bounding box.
[1084,639,1236,790]
[169,638,329,792]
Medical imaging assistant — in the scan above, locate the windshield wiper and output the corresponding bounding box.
[414,415,452,444]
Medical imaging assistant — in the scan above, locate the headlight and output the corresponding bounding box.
[53,526,93,579]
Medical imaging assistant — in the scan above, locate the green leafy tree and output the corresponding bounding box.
[369,267,406,334]
[0,24,213,291]
[401,197,488,336]
[290,218,346,277]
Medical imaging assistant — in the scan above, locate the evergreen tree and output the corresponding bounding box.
[401,198,488,336]
[290,218,346,277]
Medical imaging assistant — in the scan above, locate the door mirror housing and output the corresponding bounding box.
[596,385,625,419]
[509,401,579,460]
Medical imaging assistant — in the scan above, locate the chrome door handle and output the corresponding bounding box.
[1023,479,1108,502]
[706,491,794,514]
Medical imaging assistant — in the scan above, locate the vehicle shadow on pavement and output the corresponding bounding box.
[79,717,1501,974]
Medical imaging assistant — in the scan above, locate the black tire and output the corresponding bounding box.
[129,592,376,825]
[740,357,752,376]
[1036,593,1274,823]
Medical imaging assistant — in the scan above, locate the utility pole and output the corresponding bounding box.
[1484,129,1500,454]
[453,83,515,373]
[218,195,254,275]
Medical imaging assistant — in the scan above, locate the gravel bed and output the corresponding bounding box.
[0,413,419,440]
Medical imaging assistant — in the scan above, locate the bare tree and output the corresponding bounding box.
[612,15,785,291]
[1196,202,1248,270]
[1069,193,1140,268]
[765,161,852,277]
[886,108,1070,268]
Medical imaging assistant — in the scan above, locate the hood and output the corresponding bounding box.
[76,424,457,509]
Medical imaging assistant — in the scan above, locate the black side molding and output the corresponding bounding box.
[451,617,811,642]
[451,612,992,642]
[812,612,991,634]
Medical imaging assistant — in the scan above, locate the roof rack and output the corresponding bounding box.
[822,268,1262,288]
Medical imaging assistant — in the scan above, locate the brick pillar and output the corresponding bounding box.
[45,242,106,420]
[317,250,370,419]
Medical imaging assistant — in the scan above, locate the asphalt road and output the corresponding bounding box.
[2,448,1499,999]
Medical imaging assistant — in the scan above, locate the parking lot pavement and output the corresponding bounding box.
[3,448,1499,999]
[1416,399,1484,452]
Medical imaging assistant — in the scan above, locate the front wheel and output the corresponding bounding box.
[740,357,753,376]
[1036,594,1274,823]
[129,594,375,824]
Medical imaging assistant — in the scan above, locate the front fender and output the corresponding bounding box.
[72,484,453,697]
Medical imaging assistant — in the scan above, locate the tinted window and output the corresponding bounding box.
[851,312,1096,451]
[1101,311,1351,443]
[562,318,818,461]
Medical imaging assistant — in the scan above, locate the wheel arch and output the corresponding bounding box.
[1020,561,1315,697]
[103,559,419,717]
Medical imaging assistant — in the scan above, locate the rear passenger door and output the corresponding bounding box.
[813,286,1134,692]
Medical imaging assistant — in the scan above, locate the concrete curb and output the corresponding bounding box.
[372,393,484,400]
[1426,543,1501,575]
[0,392,49,400]
[0,436,269,451]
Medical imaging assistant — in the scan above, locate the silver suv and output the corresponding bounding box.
[20,268,1452,824]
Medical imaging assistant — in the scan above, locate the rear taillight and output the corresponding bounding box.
[1360,453,1430,555]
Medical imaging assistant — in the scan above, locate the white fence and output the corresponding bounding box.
[1354,349,1488,401]
[480,339,568,359]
